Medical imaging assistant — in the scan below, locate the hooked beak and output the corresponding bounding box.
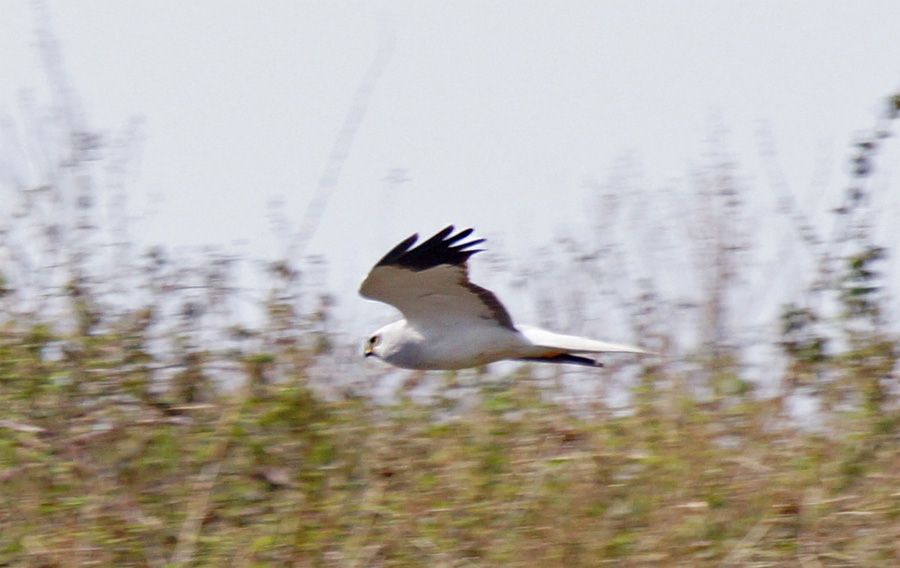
[364,344,373,358]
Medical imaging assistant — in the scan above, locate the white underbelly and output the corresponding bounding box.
[416,326,525,370]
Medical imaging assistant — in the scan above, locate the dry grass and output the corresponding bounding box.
[1,324,897,567]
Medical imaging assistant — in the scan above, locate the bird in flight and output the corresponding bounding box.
[359,226,652,370]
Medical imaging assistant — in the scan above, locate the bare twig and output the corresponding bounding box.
[288,14,395,264]
[169,379,251,567]
[719,516,773,567]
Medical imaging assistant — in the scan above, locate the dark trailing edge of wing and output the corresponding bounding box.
[375,225,485,271]
[467,281,515,329]
[517,354,603,367]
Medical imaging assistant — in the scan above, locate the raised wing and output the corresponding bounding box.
[359,226,515,330]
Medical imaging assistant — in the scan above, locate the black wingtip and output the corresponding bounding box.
[375,226,484,271]
[445,227,473,244]
[435,225,455,238]
[375,233,419,266]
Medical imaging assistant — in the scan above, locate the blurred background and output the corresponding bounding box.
[1,1,898,566]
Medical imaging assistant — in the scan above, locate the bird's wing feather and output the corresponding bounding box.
[359,226,515,330]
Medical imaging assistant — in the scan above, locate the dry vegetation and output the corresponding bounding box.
[0,273,897,567]
[1,14,899,568]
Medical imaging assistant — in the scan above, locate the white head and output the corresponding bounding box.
[363,319,406,362]
[363,320,417,366]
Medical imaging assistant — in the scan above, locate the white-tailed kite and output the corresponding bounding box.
[360,226,651,370]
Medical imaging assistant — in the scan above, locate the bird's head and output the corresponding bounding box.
[363,321,397,361]
[363,333,383,359]
[363,320,408,363]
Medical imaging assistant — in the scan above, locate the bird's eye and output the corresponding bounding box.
[369,335,379,346]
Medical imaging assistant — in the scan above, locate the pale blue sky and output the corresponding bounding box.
[2,1,899,344]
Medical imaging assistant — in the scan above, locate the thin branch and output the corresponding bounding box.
[288,14,395,264]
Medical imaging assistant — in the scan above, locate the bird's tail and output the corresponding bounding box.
[516,325,652,367]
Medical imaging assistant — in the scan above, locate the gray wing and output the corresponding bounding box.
[359,226,515,330]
